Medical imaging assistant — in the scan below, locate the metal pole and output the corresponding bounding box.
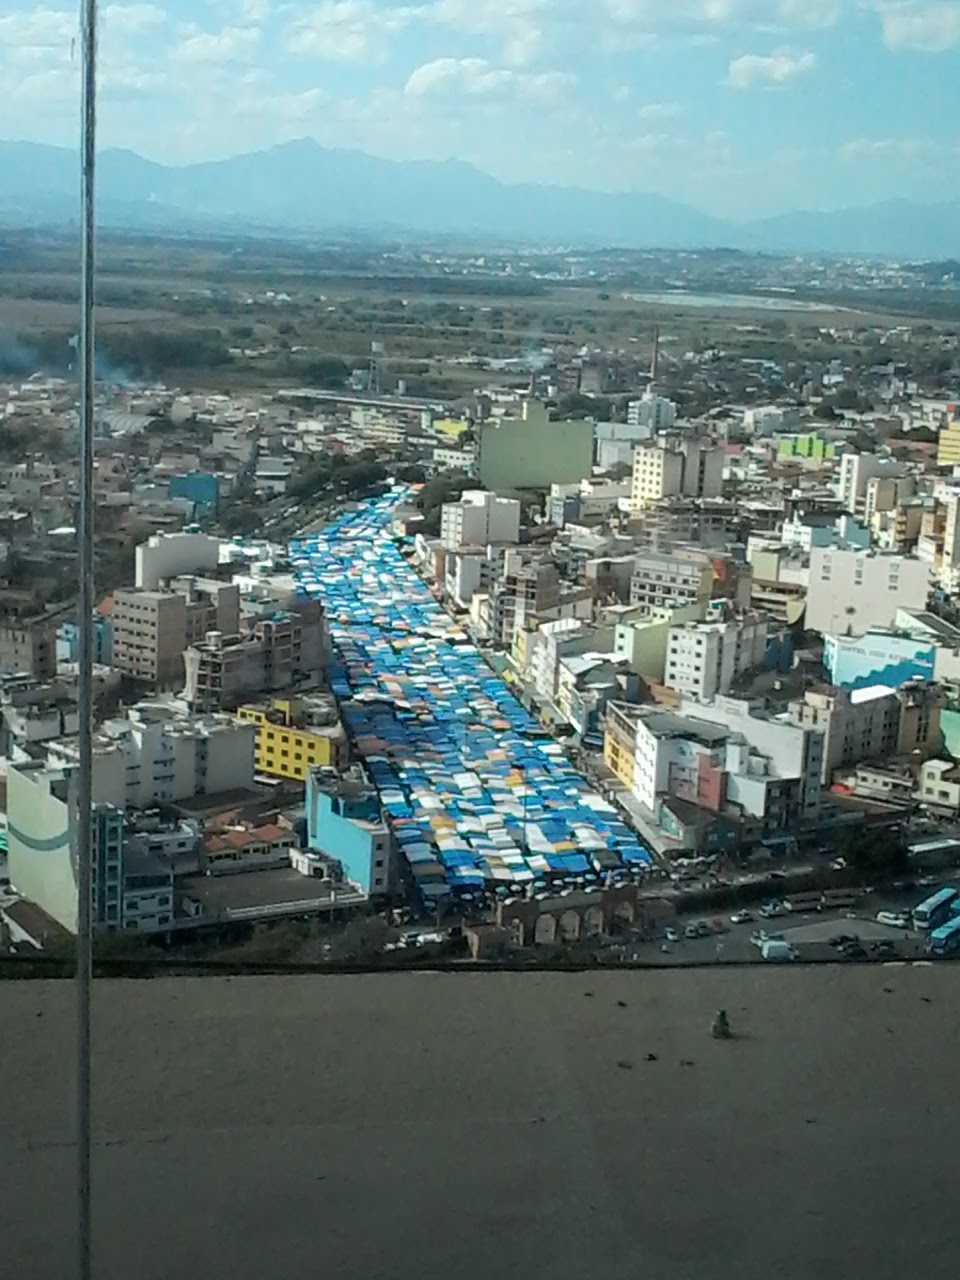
[77,4,98,1280]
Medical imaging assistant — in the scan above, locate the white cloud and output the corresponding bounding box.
[841,136,954,161]
[871,1,960,52]
[284,1,416,62]
[102,4,167,37]
[602,0,844,32]
[175,24,262,65]
[726,47,817,87]
[404,56,575,105]
[638,100,683,120]
[0,7,75,51]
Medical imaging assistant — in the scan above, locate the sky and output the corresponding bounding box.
[1,0,959,219]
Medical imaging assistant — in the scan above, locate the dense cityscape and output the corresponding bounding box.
[2,259,960,968]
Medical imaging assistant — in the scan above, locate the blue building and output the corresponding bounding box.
[824,628,935,691]
[56,616,112,666]
[169,470,220,515]
[305,764,394,897]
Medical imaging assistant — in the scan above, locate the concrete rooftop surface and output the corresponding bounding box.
[2,968,959,1280]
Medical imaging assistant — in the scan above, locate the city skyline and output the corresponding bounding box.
[0,0,958,220]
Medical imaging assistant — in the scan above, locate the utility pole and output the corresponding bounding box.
[77,4,98,1280]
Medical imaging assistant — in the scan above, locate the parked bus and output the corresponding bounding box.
[821,888,860,909]
[912,886,959,930]
[928,915,960,956]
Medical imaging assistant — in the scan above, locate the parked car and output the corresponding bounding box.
[696,920,712,938]
[664,927,679,943]
[759,900,786,918]
[829,933,860,948]
[730,909,753,925]
[870,940,897,957]
[842,943,868,961]
[684,923,700,940]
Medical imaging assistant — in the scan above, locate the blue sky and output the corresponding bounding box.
[1,0,958,218]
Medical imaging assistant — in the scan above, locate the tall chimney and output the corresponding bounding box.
[650,326,660,385]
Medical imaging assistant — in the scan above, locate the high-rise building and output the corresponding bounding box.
[629,438,723,512]
[6,763,174,934]
[664,611,768,701]
[439,490,521,551]
[805,548,930,636]
[937,417,960,468]
[111,578,240,687]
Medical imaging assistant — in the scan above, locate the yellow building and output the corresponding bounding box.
[937,418,960,468]
[603,702,640,790]
[237,696,346,781]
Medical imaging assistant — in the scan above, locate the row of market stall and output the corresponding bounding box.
[291,488,652,900]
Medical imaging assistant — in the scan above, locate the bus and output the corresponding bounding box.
[928,915,960,956]
[912,886,959,930]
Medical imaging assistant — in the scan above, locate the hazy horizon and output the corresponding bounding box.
[1,1,958,221]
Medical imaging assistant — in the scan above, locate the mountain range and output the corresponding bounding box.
[1,138,957,259]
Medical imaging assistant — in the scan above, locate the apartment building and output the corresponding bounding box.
[490,553,561,647]
[664,611,769,701]
[628,498,738,552]
[627,391,677,432]
[630,549,750,615]
[805,548,930,636]
[111,578,240,687]
[0,616,56,680]
[526,619,614,710]
[837,452,904,515]
[629,438,724,513]
[6,763,173,934]
[630,443,684,509]
[476,400,595,490]
[439,490,521,551]
[135,529,222,590]
[604,694,822,839]
[237,694,347,780]
[183,600,326,712]
[937,417,960,468]
[45,700,256,809]
[305,764,396,898]
[787,680,943,783]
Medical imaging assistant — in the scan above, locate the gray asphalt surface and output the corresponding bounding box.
[1,970,958,1280]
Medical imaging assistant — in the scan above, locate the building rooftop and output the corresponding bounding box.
[0,969,954,1279]
[638,710,731,747]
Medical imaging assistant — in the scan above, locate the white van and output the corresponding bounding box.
[760,938,796,962]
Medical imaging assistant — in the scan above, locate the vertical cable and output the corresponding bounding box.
[77,3,97,1280]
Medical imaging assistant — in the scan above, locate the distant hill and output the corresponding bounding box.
[1,138,957,258]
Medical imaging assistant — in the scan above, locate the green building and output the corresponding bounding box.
[777,432,836,462]
[477,401,595,491]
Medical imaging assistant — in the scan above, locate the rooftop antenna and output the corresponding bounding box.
[76,4,98,1280]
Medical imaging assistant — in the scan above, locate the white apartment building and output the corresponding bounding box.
[627,392,677,432]
[837,452,904,516]
[681,695,824,825]
[665,612,769,701]
[805,548,930,636]
[606,694,822,831]
[630,443,684,509]
[630,438,723,512]
[527,618,610,709]
[45,701,256,809]
[743,406,792,436]
[136,531,222,591]
[439,490,521,551]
